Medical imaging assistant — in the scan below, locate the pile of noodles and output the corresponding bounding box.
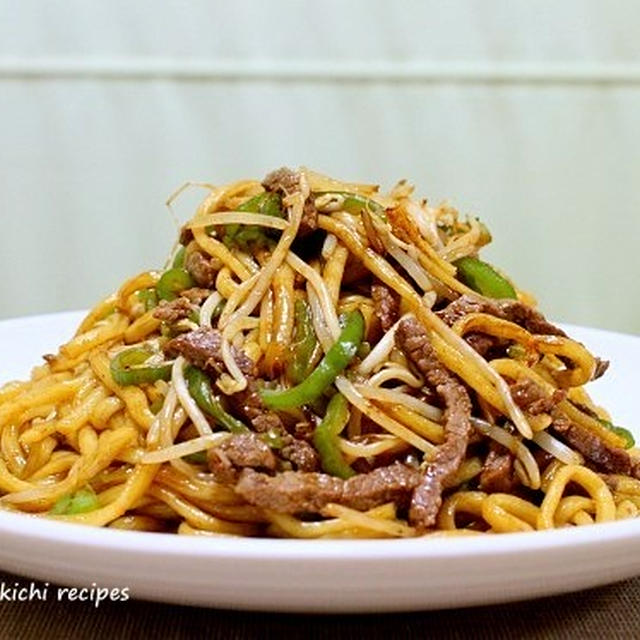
[0,167,638,538]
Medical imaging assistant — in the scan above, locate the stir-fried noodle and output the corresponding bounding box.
[1,168,637,537]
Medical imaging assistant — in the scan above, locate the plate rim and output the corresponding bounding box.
[1,313,640,576]
[1,500,640,562]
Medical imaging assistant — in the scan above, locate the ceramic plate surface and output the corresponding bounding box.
[0,311,638,612]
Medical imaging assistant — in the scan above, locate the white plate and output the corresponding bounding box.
[0,311,639,612]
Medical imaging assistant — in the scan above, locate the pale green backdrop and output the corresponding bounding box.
[0,0,638,333]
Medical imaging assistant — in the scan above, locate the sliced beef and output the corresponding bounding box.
[510,378,566,416]
[438,295,566,337]
[465,332,499,358]
[262,167,317,236]
[281,440,319,472]
[371,282,399,332]
[235,462,421,514]
[339,462,421,510]
[231,378,319,471]
[153,297,194,323]
[179,225,194,246]
[552,414,638,477]
[479,445,519,493]
[437,296,493,327]
[207,433,277,485]
[533,447,555,471]
[207,453,238,485]
[231,379,281,431]
[164,328,255,376]
[235,469,339,513]
[184,249,217,288]
[503,303,567,337]
[395,317,472,531]
[219,433,277,470]
[181,287,212,304]
[251,412,285,434]
[299,199,318,236]
[262,167,301,195]
[152,289,211,323]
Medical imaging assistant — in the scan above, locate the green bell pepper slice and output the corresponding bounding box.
[286,299,323,385]
[223,192,283,249]
[261,310,364,410]
[184,366,249,435]
[110,347,172,386]
[313,393,355,479]
[454,256,517,299]
[156,268,195,302]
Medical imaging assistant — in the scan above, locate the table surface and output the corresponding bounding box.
[1,571,639,639]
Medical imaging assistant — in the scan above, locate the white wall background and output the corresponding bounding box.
[1,0,639,333]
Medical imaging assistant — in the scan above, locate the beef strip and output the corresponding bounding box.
[395,317,472,531]
[437,295,566,337]
[207,433,277,484]
[152,288,211,323]
[235,462,421,514]
[281,440,319,472]
[164,328,255,376]
[262,166,317,236]
[551,414,639,477]
[464,333,498,358]
[179,225,194,246]
[532,447,555,472]
[262,167,301,195]
[184,248,217,288]
[299,200,318,237]
[231,379,281,431]
[510,378,566,416]
[219,433,277,469]
[153,297,194,323]
[178,224,193,247]
[371,281,400,332]
[479,445,519,493]
[231,378,319,472]
[181,287,212,304]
